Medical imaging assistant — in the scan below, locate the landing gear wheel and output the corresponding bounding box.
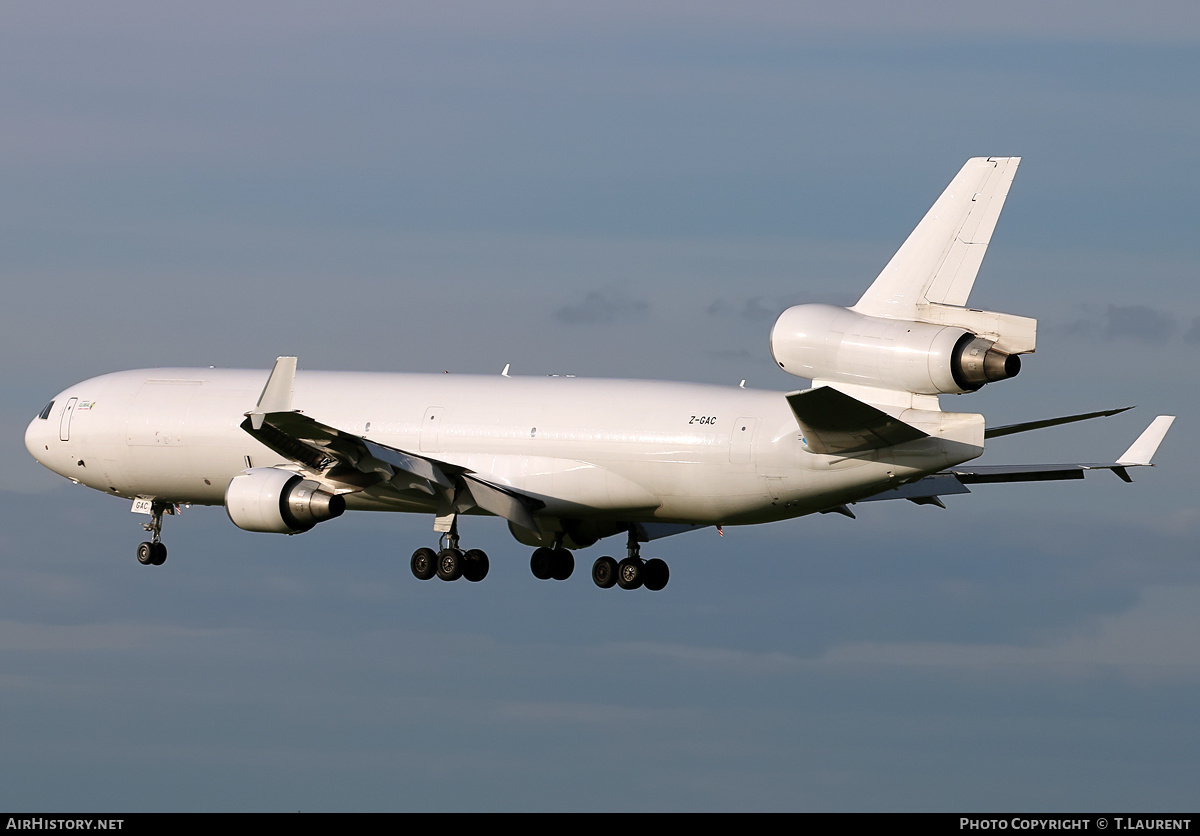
[643,558,669,591]
[550,548,575,581]
[617,557,644,590]
[137,542,155,566]
[411,547,437,580]
[463,549,490,582]
[150,542,167,566]
[592,556,618,589]
[436,548,464,581]
[530,547,554,580]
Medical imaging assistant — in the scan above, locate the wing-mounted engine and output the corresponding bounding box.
[769,303,1029,395]
[225,467,345,534]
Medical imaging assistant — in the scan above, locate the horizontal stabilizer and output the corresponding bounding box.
[786,386,928,455]
[986,406,1133,439]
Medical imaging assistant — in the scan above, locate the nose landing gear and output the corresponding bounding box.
[135,501,171,566]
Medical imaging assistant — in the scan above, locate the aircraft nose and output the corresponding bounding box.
[25,411,53,467]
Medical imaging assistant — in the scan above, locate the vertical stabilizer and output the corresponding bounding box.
[853,157,1020,319]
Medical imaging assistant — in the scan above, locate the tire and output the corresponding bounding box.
[530,547,554,580]
[550,548,575,581]
[137,542,155,565]
[616,557,644,590]
[643,558,669,591]
[410,547,437,580]
[463,549,490,582]
[592,556,618,589]
[151,543,168,566]
[436,548,464,581]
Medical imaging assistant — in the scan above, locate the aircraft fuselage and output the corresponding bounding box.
[25,367,981,529]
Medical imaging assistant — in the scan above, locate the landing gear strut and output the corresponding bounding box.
[136,502,169,566]
[410,516,489,582]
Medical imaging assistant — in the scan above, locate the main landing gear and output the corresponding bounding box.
[530,546,574,581]
[135,501,170,566]
[410,516,489,583]
[590,529,669,591]
[407,519,669,590]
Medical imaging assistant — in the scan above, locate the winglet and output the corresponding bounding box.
[1116,415,1175,466]
[249,356,298,430]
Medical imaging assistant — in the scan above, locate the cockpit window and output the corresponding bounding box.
[38,401,55,420]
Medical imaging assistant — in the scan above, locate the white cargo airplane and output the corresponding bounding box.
[25,157,1174,591]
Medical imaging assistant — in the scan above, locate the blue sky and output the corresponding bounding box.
[2,1,1198,811]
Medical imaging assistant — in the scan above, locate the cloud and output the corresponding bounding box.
[819,585,1200,672]
[553,291,650,325]
[1065,304,1180,343]
[707,297,780,321]
[707,292,854,325]
[1185,317,1200,345]
[1102,305,1178,342]
[706,348,757,363]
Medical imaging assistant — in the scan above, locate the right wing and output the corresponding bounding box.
[984,406,1133,439]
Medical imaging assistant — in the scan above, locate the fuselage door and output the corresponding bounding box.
[420,406,444,453]
[58,397,78,442]
[729,416,757,464]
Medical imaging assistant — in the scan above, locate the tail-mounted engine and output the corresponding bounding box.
[225,467,346,534]
[770,304,1030,395]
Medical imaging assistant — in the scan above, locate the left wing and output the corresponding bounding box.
[241,357,545,531]
[952,414,1174,485]
[861,415,1175,506]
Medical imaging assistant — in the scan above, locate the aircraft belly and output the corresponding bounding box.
[461,455,661,515]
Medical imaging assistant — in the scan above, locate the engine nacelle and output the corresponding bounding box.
[225,467,346,534]
[769,304,1020,395]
